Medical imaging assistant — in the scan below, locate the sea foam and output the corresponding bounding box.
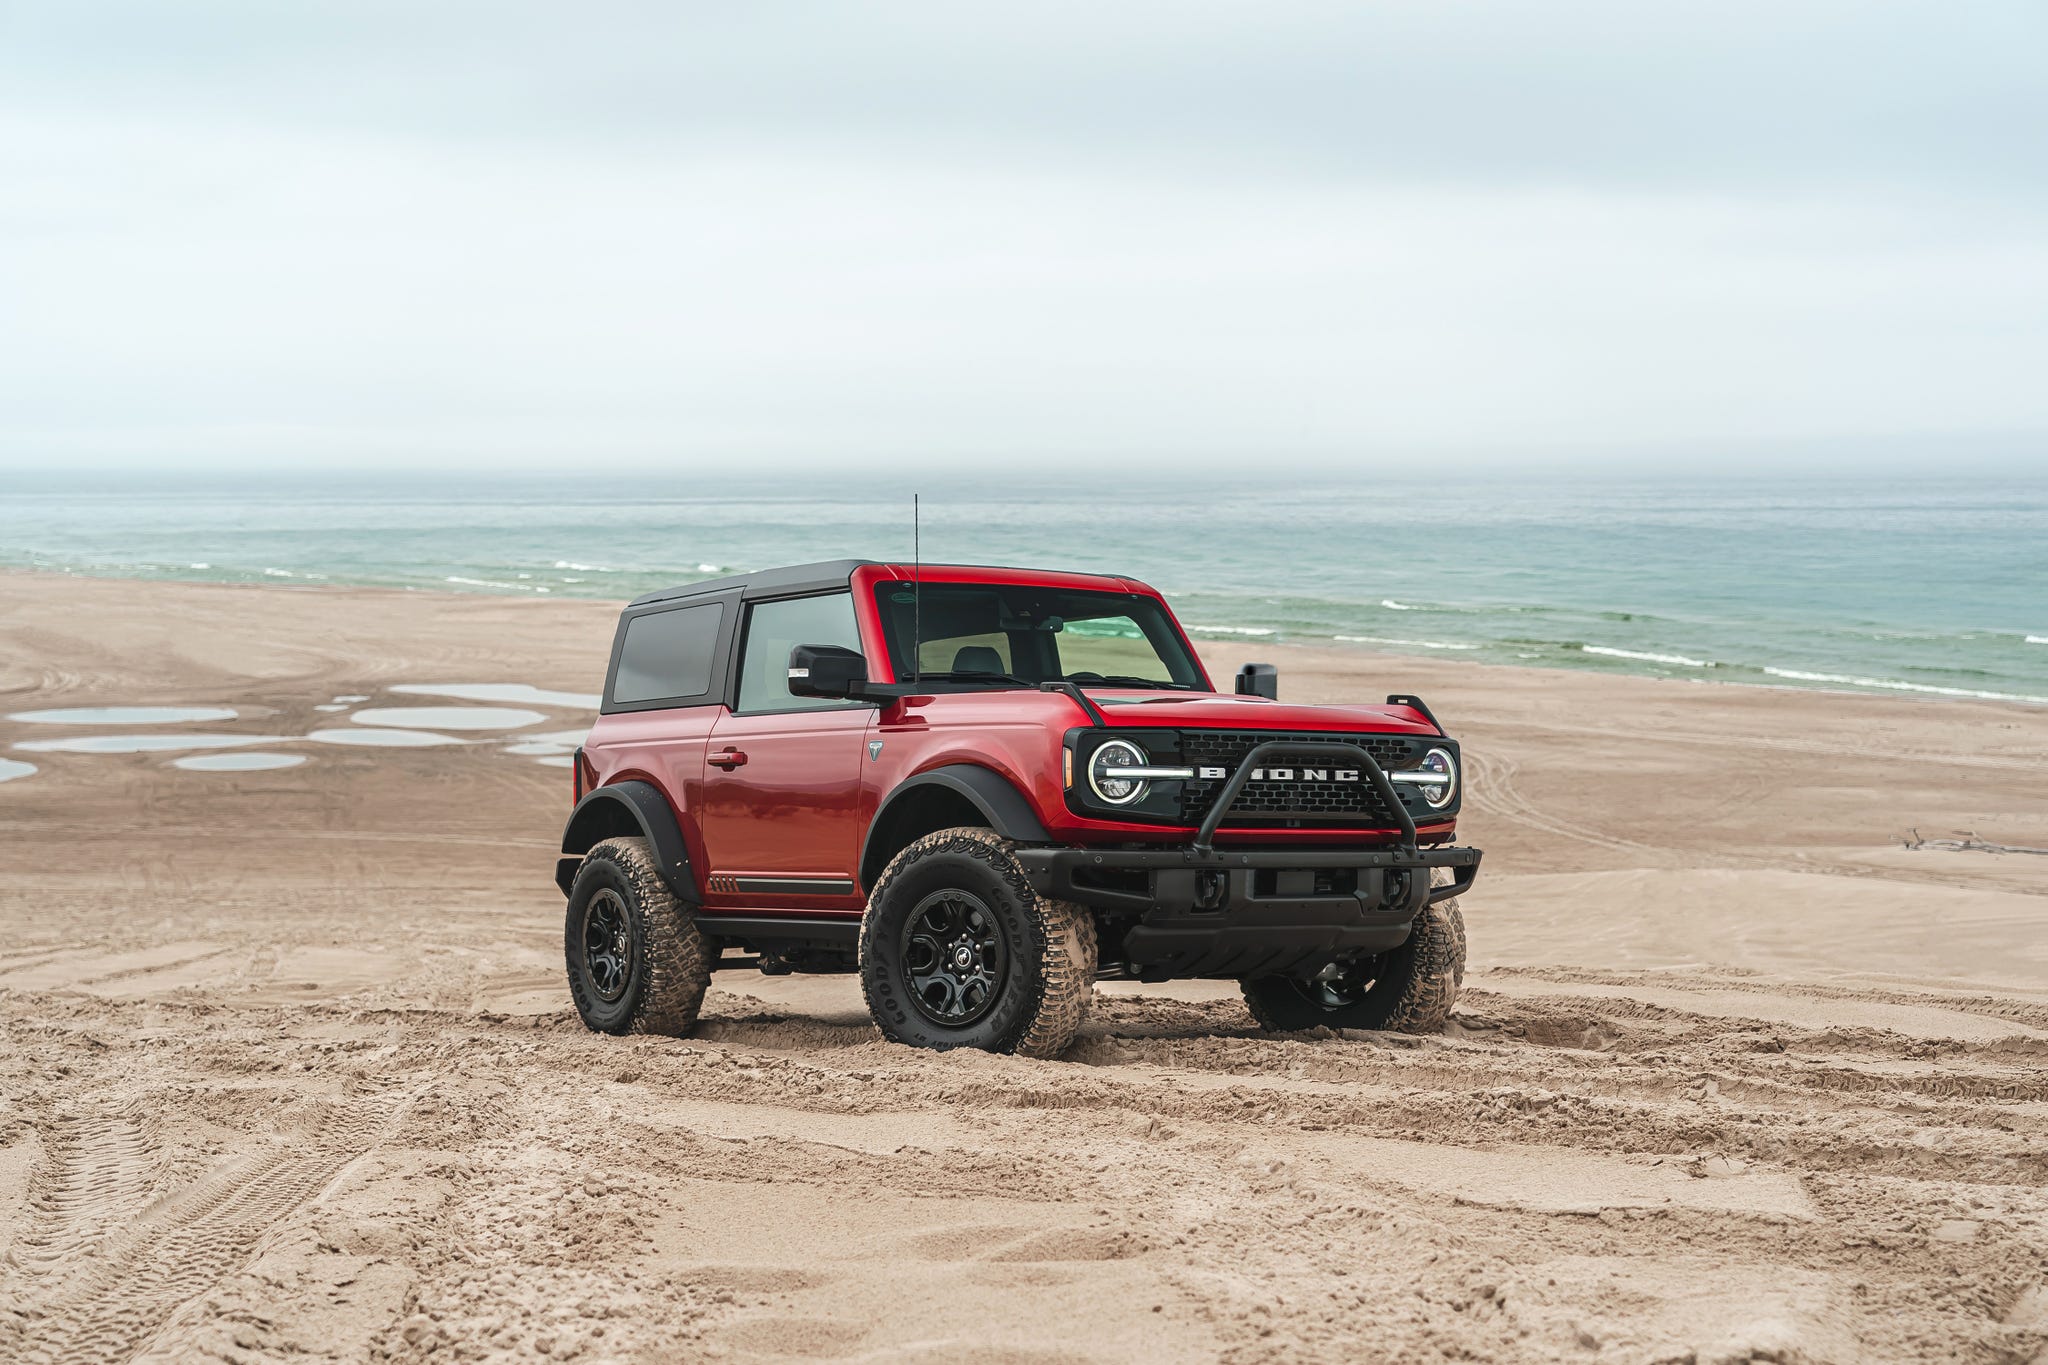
[1333,635,1478,651]
[1581,646,1713,668]
[1761,667,2048,705]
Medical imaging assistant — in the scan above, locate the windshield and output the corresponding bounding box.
[871,582,1206,690]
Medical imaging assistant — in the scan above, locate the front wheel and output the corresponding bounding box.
[1240,896,1466,1035]
[860,827,1096,1058]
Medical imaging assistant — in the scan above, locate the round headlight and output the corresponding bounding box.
[1088,738,1150,805]
[1417,746,1457,809]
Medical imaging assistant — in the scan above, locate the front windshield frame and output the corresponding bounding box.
[868,581,1209,691]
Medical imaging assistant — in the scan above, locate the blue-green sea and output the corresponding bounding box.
[3,473,2045,706]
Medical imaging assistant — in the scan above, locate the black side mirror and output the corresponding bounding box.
[788,643,869,699]
[1235,662,1278,700]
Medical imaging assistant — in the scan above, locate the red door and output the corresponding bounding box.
[695,590,874,914]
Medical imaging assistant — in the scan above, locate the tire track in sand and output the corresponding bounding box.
[2,1094,406,1365]
[6,1112,157,1276]
[1462,750,1666,855]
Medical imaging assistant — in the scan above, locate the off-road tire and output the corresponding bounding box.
[860,827,1096,1058]
[1240,887,1465,1036]
[565,836,712,1037]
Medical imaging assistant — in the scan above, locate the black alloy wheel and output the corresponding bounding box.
[1239,896,1467,1035]
[900,888,1008,1027]
[581,888,632,1003]
[1295,953,1389,1011]
[859,826,1096,1057]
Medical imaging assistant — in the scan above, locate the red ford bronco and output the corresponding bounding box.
[556,560,1480,1058]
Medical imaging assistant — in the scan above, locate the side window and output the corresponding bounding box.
[611,602,724,705]
[736,592,863,712]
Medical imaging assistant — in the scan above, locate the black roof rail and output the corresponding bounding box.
[629,559,876,608]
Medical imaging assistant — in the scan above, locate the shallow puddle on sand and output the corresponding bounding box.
[533,755,576,767]
[504,727,588,756]
[171,752,307,772]
[12,733,288,754]
[0,759,35,783]
[313,703,349,712]
[7,705,237,725]
[522,728,591,745]
[349,706,546,731]
[307,728,465,747]
[389,683,601,709]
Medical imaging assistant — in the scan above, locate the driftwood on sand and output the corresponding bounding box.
[1904,828,2048,856]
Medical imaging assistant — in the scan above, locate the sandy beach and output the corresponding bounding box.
[2,569,2045,1364]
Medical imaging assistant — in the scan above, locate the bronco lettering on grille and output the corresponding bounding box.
[1196,766,1362,782]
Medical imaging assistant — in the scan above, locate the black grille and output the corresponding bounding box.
[1177,730,1433,828]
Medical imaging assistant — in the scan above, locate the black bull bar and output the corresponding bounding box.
[1013,741,1481,979]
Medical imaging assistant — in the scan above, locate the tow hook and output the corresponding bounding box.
[1193,870,1227,911]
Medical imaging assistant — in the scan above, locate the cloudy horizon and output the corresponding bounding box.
[2,2,2044,474]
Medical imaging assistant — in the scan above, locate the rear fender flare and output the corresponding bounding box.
[557,780,698,901]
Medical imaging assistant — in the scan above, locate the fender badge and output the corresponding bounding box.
[868,740,884,761]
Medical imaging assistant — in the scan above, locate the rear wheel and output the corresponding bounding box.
[565,836,712,1036]
[860,827,1096,1058]
[1240,893,1465,1035]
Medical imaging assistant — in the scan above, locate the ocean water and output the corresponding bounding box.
[2,473,2044,705]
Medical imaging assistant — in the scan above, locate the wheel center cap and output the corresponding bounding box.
[953,946,974,970]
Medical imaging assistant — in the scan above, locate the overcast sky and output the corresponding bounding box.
[2,1,2044,474]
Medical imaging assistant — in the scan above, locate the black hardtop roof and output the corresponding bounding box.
[628,559,875,609]
[626,559,1152,611]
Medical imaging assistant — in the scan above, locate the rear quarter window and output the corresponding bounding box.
[611,602,724,705]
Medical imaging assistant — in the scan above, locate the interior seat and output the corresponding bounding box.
[951,645,1006,675]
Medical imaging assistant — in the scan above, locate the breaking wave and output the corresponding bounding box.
[1333,635,1478,651]
[1760,666,2048,705]
[1581,645,1714,668]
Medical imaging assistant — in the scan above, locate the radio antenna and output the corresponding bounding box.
[911,493,921,686]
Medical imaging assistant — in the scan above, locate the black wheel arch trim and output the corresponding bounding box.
[557,780,699,901]
[859,764,1053,890]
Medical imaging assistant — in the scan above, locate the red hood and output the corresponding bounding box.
[1085,690,1441,736]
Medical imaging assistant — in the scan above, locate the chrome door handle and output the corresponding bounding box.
[708,748,748,770]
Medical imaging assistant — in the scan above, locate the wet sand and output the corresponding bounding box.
[2,570,2046,1363]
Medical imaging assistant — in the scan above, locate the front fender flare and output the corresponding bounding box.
[860,763,1052,889]
[556,780,698,901]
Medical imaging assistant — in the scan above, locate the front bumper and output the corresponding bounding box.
[1013,843,1481,980]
